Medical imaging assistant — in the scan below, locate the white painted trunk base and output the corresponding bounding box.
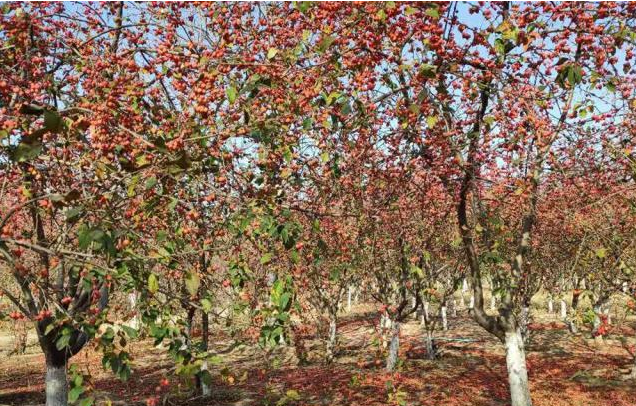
[46,364,68,406]
[560,300,567,320]
[441,306,448,331]
[386,322,400,372]
[504,331,533,406]
[326,318,337,362]
[201,360,211,396]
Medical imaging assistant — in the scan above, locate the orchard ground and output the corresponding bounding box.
[1,296,635,406]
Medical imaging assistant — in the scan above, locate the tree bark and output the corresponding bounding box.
[560,299,567,320]
[325,314,337,364]
[441,305,448,331]
[424,330,436,360]
[385,321,400,372]
[520,305,530,342]
[504,329,533,406]
[201,311,211,397]
[45,361,68,406]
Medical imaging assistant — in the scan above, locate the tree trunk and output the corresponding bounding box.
[423,301,429,320]
[560,300,567,320]
[504,329,533,406]
[46,361,68,406]
[347,286,352,312]
[592,304,604,345]
[452,299,457,317]
[200,311,211,397]
[491,295,496,311]
[385,321,400,372]
[128,291,140,329]
[520,305,530,342]
[459,294,466,309]
[325,315,337,363]
[441,305,448,331]
[547,299,553,315]
[424,330,436,360]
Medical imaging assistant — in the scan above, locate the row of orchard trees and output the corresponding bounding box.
[1,3,636,406]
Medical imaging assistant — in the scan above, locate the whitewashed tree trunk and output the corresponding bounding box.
[491,295,496,311]
[347,286,352,312]
[386,322,400,372]
[603,307,611,325]
[201,360,211,396]
[381,313,390,349]
[547,299,553,314]
[459,294,466,309]
[424,330,436,360]
[452,299,458,317]
[520,306,530,341]
[469,295,475,310]
[325,316,337,363]
[504,330,532,406]
[353,286,359,304]
[424,301,429,320]
[46,363,68,406]
[592,304,603,344]
[560,300,567,320]
[128,291,140,329]
[462,278,468,292]
[413,296,418,320]
[441,305,448,331]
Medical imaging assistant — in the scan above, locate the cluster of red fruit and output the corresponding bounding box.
[8,311,26,321]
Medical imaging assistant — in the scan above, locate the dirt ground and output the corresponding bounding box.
[1,306,635,406]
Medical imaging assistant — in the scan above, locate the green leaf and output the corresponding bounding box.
[260,252,273,265]
[279,292,291,311]
[201,298,213,313]
[317,35,335,53]
[121,325,138,339]
[12,141,43,162]
[78,398,94,406]
[595,248,607,259]
[144,177,157,190]
[185,272,200,296]
[405,6,417,16]
[426,116,438,128]
[44,110,62,132]
[44,323,56,336]
[68,386,85,403]
[226,86,238,104]
[425,5,439,19]
[56,333,71,351]
[296,1,312,14]
[148,273,159,294]
[286,390,301,400]
[420,63,437,78]
[267,48,279,59]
